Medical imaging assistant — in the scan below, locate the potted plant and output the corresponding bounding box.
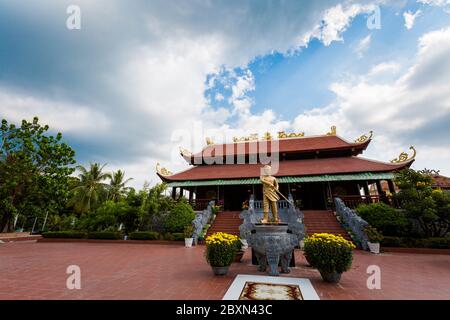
[205,232,238,275]
[365,226,383,254]
[304,233,356,283]
[184,225,194,248]
[233,239,245,263]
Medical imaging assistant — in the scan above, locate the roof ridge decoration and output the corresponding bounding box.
[179,147,192,158]
[390,146,417,163]
[326,125,337,136]
[354,130,373,143]
[277,131,305,139]
[418,168,440,176]
[156,163,173,176]
[263,132,272,140]
[205,137,215,145]
[233,133,258,143]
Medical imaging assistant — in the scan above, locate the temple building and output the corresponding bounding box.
[156,127,416,211]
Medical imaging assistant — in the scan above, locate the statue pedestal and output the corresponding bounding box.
[248,223,298,276]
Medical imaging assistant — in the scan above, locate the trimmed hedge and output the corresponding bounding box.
[172,233,184,241]
[128,231,159,240]
[356,203,409,236]
[382,236,450,249]
[42,231,86,239]
[87,231,122,240]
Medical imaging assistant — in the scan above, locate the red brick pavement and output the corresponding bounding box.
[0,242,449,300]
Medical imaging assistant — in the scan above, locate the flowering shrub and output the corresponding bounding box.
[364,226,383,243]
[304,233,356,274]
[205,232,239,267]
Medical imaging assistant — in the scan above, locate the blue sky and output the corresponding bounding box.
[1,0,450,187]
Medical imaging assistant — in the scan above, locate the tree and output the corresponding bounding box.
[0,117,76,232]
[69,163,110,214]
[163,200,195,233]
[394,169,450,237]
[108,170,132,202]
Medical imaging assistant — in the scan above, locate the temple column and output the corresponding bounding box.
[375,181,383,196]
[362,181,370,196]
[179,188,184,199]
[387,180,396,195]
[171,187,176,200]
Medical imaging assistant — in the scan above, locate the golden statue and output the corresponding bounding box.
[260,165,280,224]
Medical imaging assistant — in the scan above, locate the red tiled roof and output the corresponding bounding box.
[431,175,450,189]
[161,156,412,181]
[184,135,369,163]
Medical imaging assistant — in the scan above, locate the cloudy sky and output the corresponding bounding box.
[1,0,450,188]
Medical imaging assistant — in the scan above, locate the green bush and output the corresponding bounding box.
[163,232,174,241]
[303,233,356,274]
[87,231,122,240]
[356,203,409,236]
[172,233,184,241]
[128,231,159,240]
[42,231,86,239]
[183,225,194,238]
[364,226,383,243]
[425,237,450,249]
[380,236,404,247]
[163,201,195,233]
[381,236,450,249]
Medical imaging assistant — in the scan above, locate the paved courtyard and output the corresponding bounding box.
[0,241,449,300]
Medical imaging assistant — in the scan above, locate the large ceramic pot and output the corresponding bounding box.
[319,270,342,283]
[211,266,229,276]
[234,251,244,263]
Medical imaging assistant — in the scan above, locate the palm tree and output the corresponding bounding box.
[108,170,133,202]
[69,163,111,214]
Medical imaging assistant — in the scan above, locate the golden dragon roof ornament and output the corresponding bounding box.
[179,147,192,158]
[156,163,173,176]
[205,137,214,145]
[354,130,373,143]
[262,132,272,141]
[390,146,417,163]
[326,125,337,136]
[278,131,305,139]
[233,133,258,143]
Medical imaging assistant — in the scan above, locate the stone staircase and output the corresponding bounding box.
[302,210,352,241]
[205,211,242,237]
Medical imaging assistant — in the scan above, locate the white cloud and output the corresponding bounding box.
[0,87,110,136]
[319,3,378,46]
[354,34,372,57]
[0,0,410,187]
[403,10,422,30]
[368,62,401,77]
[215,93,224,102]
[418,0,450,6]
[293,27,450,175]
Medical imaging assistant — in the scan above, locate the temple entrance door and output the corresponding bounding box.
[224,185,252,211]
[297,182,327,210]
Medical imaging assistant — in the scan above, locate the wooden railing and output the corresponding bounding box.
[252,200,290,210]
[337,195,380,209]
[189,199,223,211]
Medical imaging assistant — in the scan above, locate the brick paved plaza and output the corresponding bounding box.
[0,242,449,300]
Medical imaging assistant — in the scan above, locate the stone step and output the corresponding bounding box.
[302,210,353,242]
